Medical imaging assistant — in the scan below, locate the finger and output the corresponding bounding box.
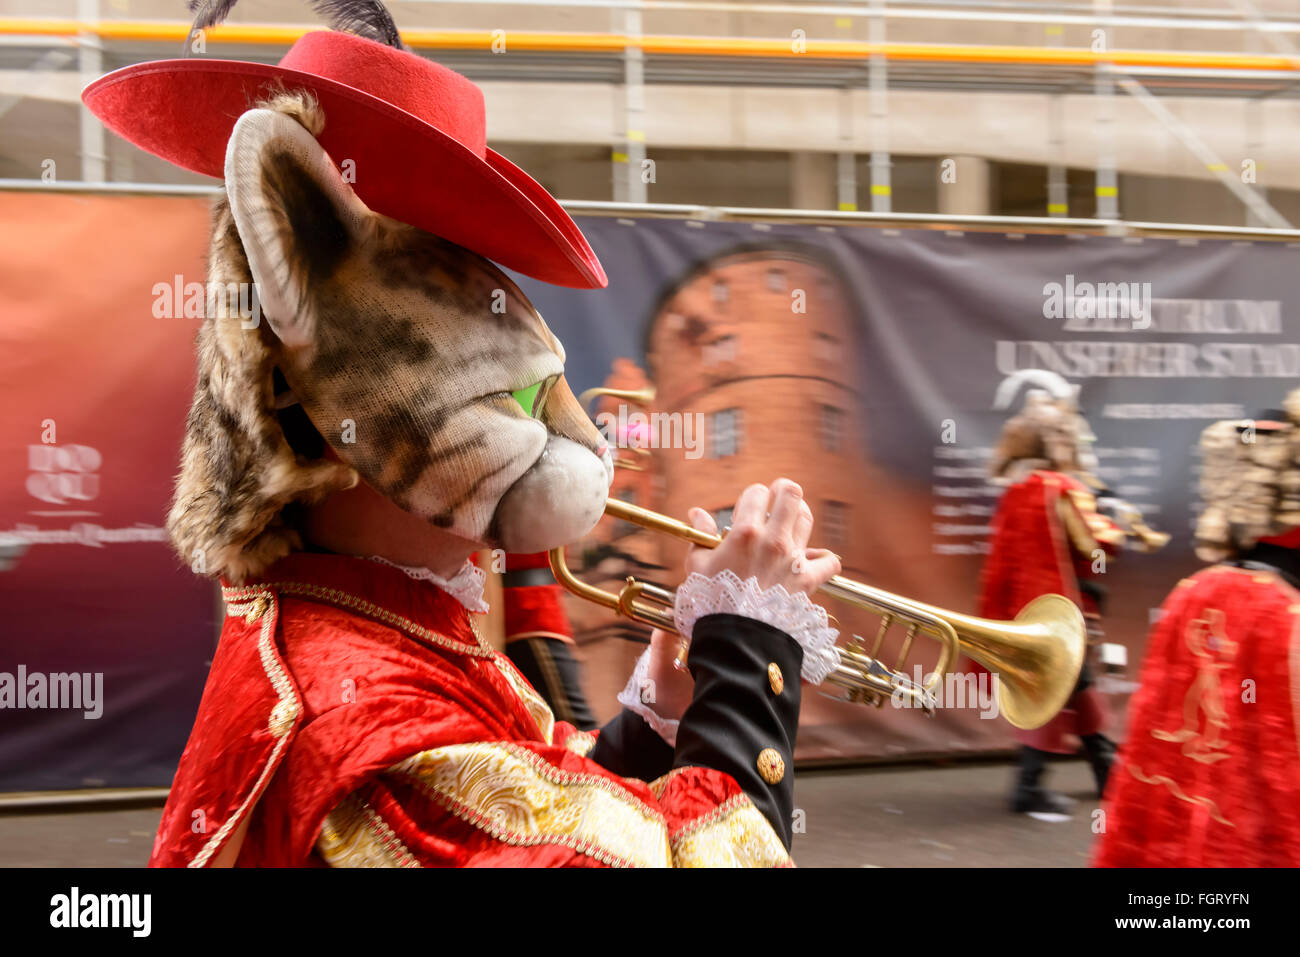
[731,482,771,528]
[687,507,719,535]
[792,500,814,552]
[797,549,842,588]
[684,507,719,571]
[766,478,804,542]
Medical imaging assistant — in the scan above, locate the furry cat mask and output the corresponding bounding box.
[165,96,612,581]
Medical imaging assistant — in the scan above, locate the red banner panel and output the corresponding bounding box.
[0,190,217,790]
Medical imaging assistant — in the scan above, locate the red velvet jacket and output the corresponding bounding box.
[150,552,794,867]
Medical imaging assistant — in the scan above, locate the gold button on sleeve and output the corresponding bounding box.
[767,663,785,695]
[757,748,785,785]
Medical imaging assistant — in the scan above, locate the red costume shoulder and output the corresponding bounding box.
[1094,565,1300,866]
[150,552,548,867]
[151,553,792,868]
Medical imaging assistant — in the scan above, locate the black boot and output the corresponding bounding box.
[1081,733,1116,798]
[1011,747,1074,816]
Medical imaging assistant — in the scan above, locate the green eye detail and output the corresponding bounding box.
[511,381,544,417]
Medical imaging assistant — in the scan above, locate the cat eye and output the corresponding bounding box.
[510,375,558,418]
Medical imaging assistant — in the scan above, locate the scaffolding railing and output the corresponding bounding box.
[2,2,1296,228]
[1,18,1298,72]
[3,178,1299,241]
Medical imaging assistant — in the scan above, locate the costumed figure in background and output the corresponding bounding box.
[499,550,597,730]
[1094,393,1300,867]
[85,1,843,866]
[978,371,1168,818]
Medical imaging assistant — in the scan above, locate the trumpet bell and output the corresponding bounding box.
[972,594,1086,731]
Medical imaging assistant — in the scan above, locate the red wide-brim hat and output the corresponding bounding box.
[82,30,607,289]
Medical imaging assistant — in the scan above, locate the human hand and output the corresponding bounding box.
[642,627,696,722]
[683,479,841,595]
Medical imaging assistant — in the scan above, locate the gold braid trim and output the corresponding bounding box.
[222,581,495,658]
[563,730,598,758]
[1127,763,1234,828]
[666,793,794,868]
[190,592,301,867]
[223,583,559,746]
[389,742,672,868]
[317,793,422,868]
[1060,490,1102,555]
[490,654,556,745]
[648,766,694,799]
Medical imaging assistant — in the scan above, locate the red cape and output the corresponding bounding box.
[977,471,1114,750]
[1093,565,1300,867]
[979,471,1094,619]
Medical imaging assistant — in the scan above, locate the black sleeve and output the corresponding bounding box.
[586,708,676,781]
[672,613,803,848]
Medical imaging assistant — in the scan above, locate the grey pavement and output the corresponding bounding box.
[792,759,1100,867]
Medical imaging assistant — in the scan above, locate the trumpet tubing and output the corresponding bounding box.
[549,497,1087,730]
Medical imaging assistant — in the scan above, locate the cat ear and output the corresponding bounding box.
[223,107,372,349]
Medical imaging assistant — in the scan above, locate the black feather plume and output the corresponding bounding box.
[305,1,406,49]
[182,0,240,55]
[184,0,405,50]
[186,0,241,32]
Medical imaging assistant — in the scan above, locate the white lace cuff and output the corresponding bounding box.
[672,570,841,685]
[616,648,680,748]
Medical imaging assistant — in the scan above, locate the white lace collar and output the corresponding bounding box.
[367,556,489,613]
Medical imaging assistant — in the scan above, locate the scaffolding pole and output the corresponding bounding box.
[76,0,105,183]
[1046,23,1068,217]
[614,6,647,204]
[838,87,858,211]
[1093,0,1119,221]
[1116,73,1292,229]
[867,0,891,212]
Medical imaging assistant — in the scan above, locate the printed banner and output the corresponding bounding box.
[3,189,1296,788]
[516,217,1300,761]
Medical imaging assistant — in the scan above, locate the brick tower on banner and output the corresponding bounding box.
[567,247,878,716]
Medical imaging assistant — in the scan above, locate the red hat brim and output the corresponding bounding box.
[83,58,607,289]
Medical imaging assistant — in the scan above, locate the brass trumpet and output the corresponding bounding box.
[549,498,1087,730]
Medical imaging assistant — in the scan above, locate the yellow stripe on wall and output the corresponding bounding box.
[2,19,1297,72]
